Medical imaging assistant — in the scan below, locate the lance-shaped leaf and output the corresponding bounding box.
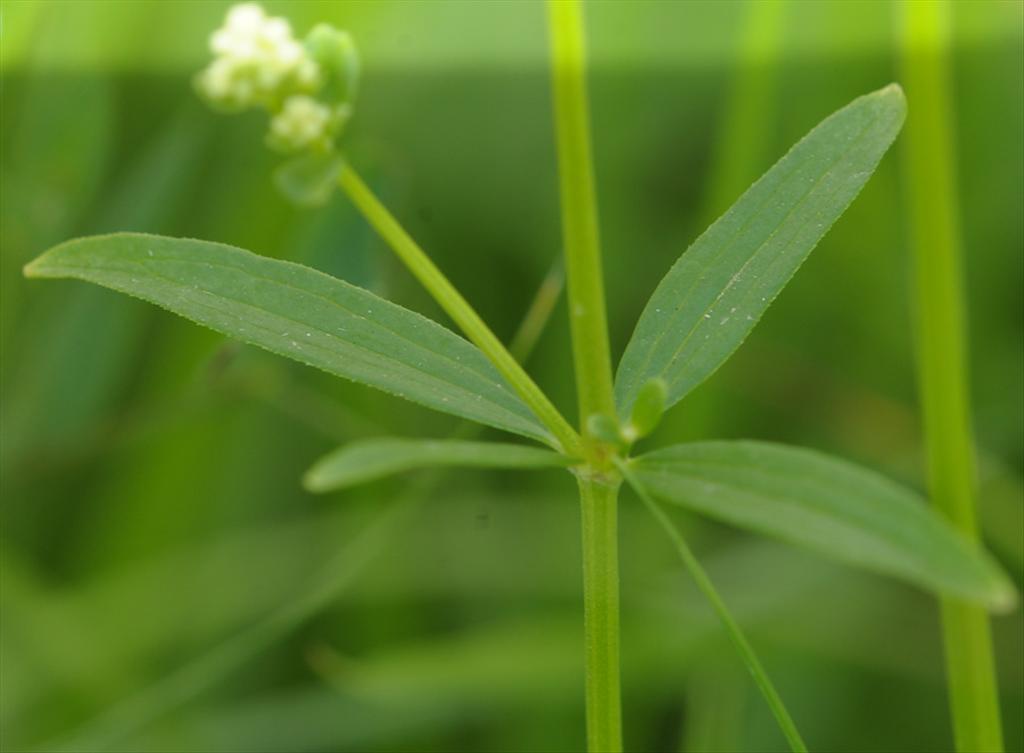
[615,84,906,417]
[631,441,1017,612]
[24,233,553,444]
[304,438,572,492]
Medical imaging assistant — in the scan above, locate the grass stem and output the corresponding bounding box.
[900,3,1004,750]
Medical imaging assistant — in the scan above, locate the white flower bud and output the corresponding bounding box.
[195,2,321,110]
[267,95,333,152]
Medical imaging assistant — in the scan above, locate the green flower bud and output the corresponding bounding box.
[304,24,360,107]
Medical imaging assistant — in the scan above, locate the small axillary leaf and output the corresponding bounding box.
[621,378,667,443]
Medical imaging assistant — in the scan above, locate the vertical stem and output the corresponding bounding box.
[548,0,616,424]
[900,3,1004,750]
[577,477,623,753]
[548,2,622,750]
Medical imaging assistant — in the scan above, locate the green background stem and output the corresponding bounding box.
[337,166,582,457]
[900,2,1004,750]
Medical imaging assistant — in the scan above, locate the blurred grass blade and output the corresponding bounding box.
[305,438,571,492]
[23,233,553,444]
[632,441,1017,611]
[902,2,1005,749]
[615,85,906,418]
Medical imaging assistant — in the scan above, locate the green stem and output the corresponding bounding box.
[337,166,582,457]
[615,459,807,753]
[900,4,1004,751]
[508,258,565,364]
[577,476,623,753]
[547,2,623,750]
[547,0,616,427]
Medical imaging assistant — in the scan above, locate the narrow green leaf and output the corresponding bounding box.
[615,457,807,753]
[615,84,907,417]
[632,441,1017,612]
[304,438,571,492]
[23,233,553,444]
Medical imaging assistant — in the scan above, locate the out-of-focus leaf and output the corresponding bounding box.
[614,85,906,418]
[632,440,1017,611]
[304,438,571,492]
[23,234,553,444]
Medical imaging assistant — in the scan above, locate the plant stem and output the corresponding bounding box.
[577,476,623,752]
[547,0,616,427]
[900,3,1004,751]
[547,2,623,750]
[337,166,582,457]
[615,459,807,753]
[508,258,565,364]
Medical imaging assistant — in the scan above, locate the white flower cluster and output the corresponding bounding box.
[197,3,319,110]
[196,3,359,154]
[268,96,347,152]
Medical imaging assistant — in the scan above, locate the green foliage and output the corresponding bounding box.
[11,2,1022,752]
[304,438,571,492]
[614,85,907,418]
[24,233,553,445]
[632,441,1016,611]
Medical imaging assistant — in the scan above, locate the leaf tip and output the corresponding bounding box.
[22,257,43,279]
[878,82,908,115]
[302,465,330,494]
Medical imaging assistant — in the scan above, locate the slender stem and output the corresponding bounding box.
[547,0,616,427]
[547,3,624,750]
[337,166,582,457]
[509,258,565,364]
[615,459,807,753]
[577,476,623,753]
[900,3,1004,751]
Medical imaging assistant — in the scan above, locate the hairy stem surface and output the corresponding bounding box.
[577,477,623,752]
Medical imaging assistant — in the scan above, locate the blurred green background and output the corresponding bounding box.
[2,1,1022,751]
